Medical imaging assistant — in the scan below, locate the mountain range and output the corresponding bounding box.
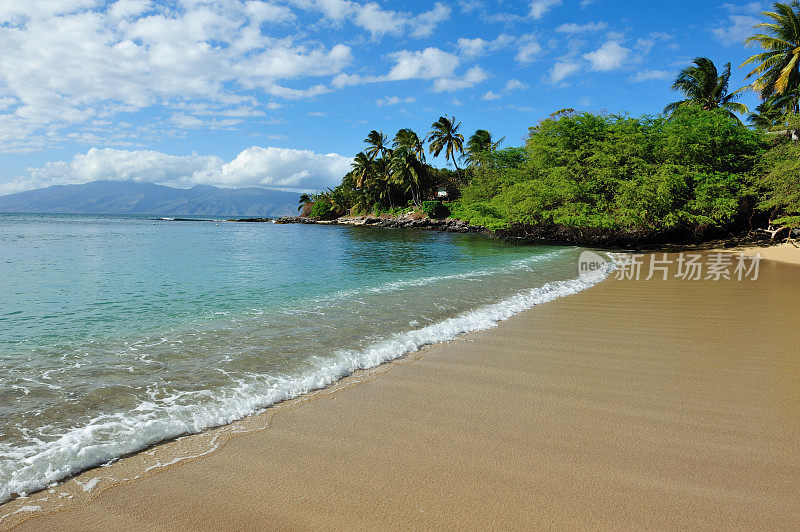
[0,181,301,217]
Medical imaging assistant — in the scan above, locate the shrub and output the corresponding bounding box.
[422,200,449,219]
[451,108,764,234]
[309,201,338,220]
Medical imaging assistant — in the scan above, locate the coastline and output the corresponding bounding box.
[249,214,786,250]
[3,251,799,529]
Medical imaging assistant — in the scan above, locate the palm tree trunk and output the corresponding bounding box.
[451,153,461,184]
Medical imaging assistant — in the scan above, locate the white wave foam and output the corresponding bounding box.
[0,255,612,505]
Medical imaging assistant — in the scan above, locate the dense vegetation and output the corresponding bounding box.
[455,108,764,233]
[301,1,800,243]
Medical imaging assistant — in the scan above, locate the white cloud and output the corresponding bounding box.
[583,40,631,71]
[219,146,350,188]
[515,35,542,63]
[1,146,351,194]
[505,78,528,91]
[294,0,450,39]
[333,47,485,93]
[385,48,460,80]
[483,78,528,100]
[528,0,562,19]
[376,96,415,106]
[411,2,451,38]
[108,0,154,20]
[432,66,488,92]
[630,70,672,82]
[555,21,608,33]
[457,34,514,58]
[636,31,674,55]
[355,2,404,37]
[549,61,581,84]
[712,13,760,46]
[0,1,355,151]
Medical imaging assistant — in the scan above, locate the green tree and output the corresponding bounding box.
[748,96,788,128]
[428,115,465,172]
[351,152,374,189]
[464,129,505,167]
[665,58,748,118]
[393,129,426,163]
[741,1,800,113]
[298,193,311,211]
[753,140,800,217]
[364,130,389,160]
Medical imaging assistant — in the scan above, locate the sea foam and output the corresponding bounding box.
[0,255,612,504]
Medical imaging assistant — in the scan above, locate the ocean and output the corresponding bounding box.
[0,213,605,503]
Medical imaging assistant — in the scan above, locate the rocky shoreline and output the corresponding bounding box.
[253,215,485,234]
[230,214,777,250]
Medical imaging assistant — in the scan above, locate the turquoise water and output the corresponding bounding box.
[0,213,600,502]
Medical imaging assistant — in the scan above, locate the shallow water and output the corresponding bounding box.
[0,213,599,502]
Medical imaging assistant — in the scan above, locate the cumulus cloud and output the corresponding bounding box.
[514,35,543,63]
[555,21,608,33]
[432,66,488,92]
[457,34,514,58]
[0,1,359,150]
[712,3,762,46]
[218,146,350,188]
[294,0,450,39]
[549,61,581,84]
[583,40,631,71]
[481,78,527,101]
[376,96,416,106]
[528,0,562,19]
[411,2,452,38]
[385,48,460,80]
[332,47,485,93]
[1,146,351,194]
[505,79,528,91]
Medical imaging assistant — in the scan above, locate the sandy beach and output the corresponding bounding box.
[3,251,799,530]
[730,242,800,266]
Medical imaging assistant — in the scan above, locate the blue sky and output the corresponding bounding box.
[0,0,771,194]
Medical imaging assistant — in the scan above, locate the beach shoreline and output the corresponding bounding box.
[3,249,799,529]
[719,242,800,266]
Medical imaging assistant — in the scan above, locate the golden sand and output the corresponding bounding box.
[730,242,800,266]
[4,254,800,530]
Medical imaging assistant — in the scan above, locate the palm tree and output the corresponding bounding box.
[748,95,789,128]
[298,193,312,211]
[364,130,389,160]
[741,1,800,113]
[664,58,748,118]
[427,116,465,172]
[464,129,504,167]
[393,129,426,163]
[351,152,374,189]
[391,147,425,206]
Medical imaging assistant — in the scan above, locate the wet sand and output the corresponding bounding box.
[5,254,800,529]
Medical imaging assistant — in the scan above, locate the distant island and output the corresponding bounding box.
[0,181,300,217]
